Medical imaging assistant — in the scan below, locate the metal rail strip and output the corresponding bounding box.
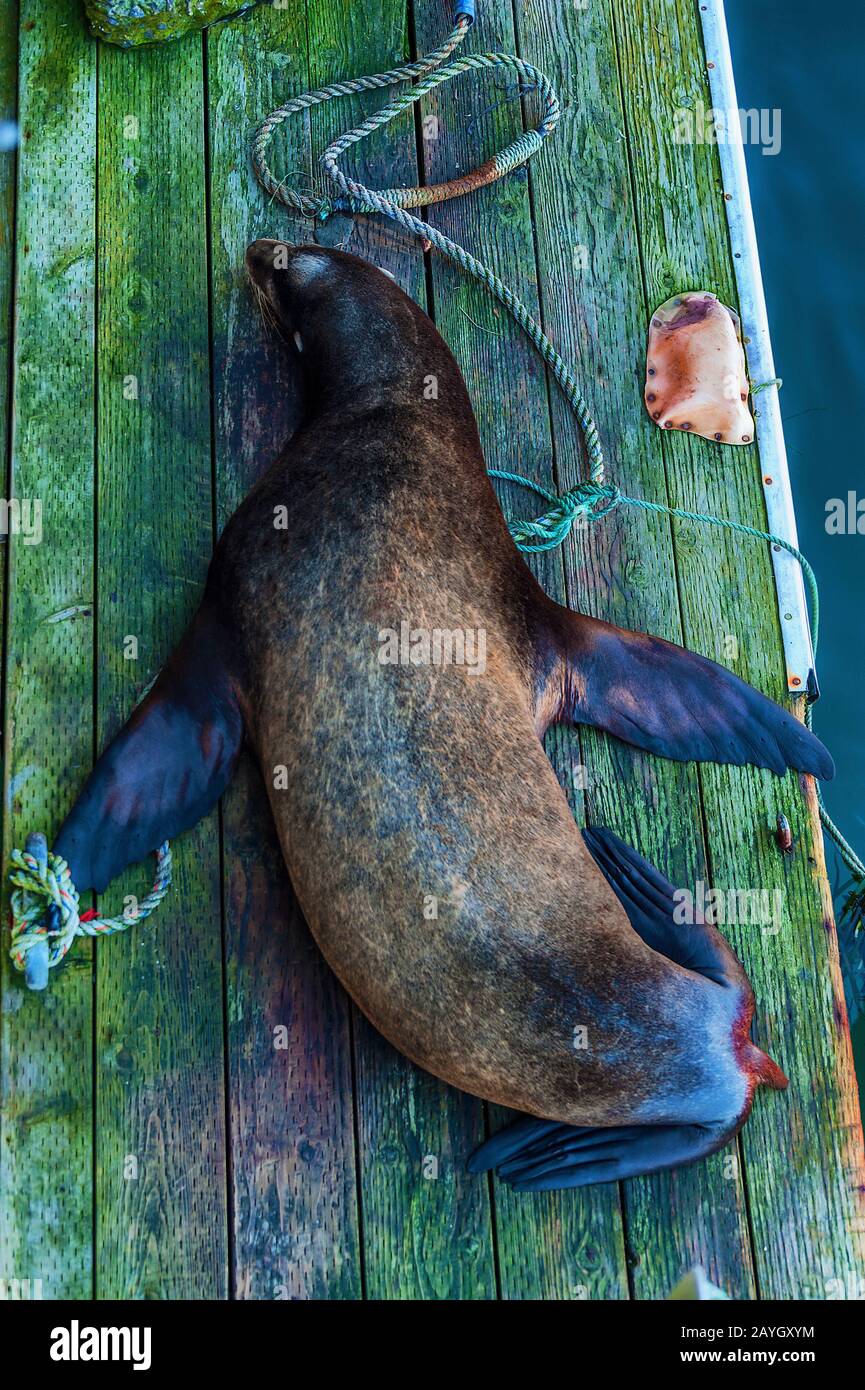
[699,0,816,696]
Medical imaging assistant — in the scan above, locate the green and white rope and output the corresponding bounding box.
[252,13,604,485]
[8,842,172,979]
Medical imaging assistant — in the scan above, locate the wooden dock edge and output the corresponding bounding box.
[702,0,865,1284]
[700,0,814,693]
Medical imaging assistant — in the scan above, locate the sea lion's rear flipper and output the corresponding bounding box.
[581,825,789,1088]
[581,825,748,989]
[538,608,834,779]
[465,821,789,1191]
[54,602,244,893]
[468,1117,734,1190]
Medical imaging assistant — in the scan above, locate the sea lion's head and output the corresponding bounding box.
[245,240,428,398]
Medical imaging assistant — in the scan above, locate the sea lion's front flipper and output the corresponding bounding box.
[54,602,244,893]
[538,607,834,779]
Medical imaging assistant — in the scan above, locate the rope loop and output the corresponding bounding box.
[253,19,560,219]
[9,841,172,986]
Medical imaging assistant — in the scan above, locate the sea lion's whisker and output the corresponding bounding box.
[248,276,279,337]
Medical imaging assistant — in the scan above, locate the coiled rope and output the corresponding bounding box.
[252,7,605,485]
[7,5,860,990]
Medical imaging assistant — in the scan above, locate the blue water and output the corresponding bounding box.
[727,2,865,1073]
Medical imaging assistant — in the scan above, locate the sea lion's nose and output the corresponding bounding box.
[245,238,283,277]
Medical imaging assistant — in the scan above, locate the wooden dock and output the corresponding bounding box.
[2,0,864,1300]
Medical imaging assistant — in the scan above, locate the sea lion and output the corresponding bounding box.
[53,242,833,1191]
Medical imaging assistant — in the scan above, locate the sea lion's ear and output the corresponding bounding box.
[535,606,834,780]
[54,603,244,893]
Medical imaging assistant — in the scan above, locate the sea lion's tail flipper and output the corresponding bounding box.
[468,1117,735,1191]
[539,607,834,779]
[54,602,244,893]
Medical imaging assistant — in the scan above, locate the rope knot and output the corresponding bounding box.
[563,479,622,515]
[8,846,82,977]
[7,837,173,990]
[507,480,622,553]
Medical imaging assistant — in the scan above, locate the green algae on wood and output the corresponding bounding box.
[611,0,865,1298]
[94,32,228,1298]
[84,0,257,48]
[0,0,97,1300]
[0,0,16,937]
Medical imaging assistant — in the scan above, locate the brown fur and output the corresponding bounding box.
[200,243,755,1131]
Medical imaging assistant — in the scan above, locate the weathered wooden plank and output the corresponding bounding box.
[207,2,363,1300]
[0,0,17,845]
[516,0,756,1298]
[612,0,865,1298]
[304,0,498,1301]
[0,0,96,1300]
[95,34,227,1299]
[0,0,15,485]
[414,0,629,1300]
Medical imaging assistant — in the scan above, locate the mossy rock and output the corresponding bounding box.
[84,1,257,48]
